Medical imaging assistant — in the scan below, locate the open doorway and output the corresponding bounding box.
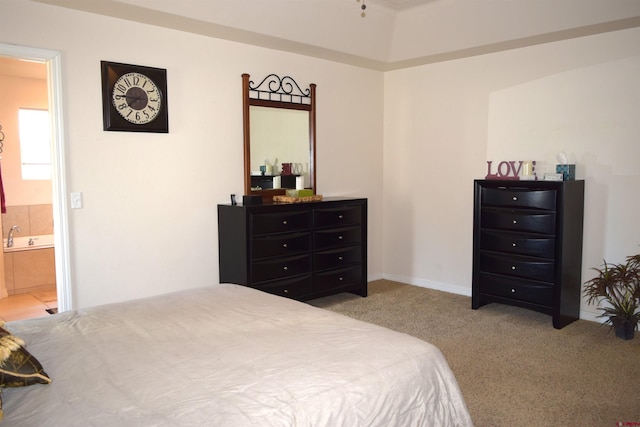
[0,58,56,320]
[0,44,71,320]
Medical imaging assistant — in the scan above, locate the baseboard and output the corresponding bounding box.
[381,274,472,297]
[579,310,601,324]
[367,272,384,282]
[381,274,602,324]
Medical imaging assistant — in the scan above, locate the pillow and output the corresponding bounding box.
[0,325,51,388]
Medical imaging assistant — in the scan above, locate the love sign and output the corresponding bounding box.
[485,160,536,180]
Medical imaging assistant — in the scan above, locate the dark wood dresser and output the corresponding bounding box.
[218,197,367,300]
[472,180,584,328]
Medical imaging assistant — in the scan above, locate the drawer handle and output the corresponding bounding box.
[339,277,344,281]
[511,266,516,270]
[282,220,288,225]
[282,243,288,248]
[512,196,518,201]
[338,256,344,261]
[511,288,516,293]
[338,235,344,240]
[284,289,289,294]
[513,220,517,224]
[512,243,517,247]
[283,266,288,271]
[338,214,344,219]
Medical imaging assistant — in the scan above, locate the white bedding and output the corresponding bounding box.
[3,284,472,426]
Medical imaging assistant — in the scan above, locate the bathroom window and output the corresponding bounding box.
[18,108,51,180]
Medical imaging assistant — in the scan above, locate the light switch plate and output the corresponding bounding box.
[70,192,83,209]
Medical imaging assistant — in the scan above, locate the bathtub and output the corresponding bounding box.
[3,234,55,253]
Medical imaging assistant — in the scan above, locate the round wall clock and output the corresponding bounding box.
[101,61,169,133]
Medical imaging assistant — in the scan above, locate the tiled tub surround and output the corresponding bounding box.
[3,234,55,252]
[4,245,56,295]
[2,204,54,237]
[2,205,56,296]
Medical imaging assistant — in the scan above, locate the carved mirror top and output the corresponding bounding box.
[247,74,312,104]
[242,73,316,199]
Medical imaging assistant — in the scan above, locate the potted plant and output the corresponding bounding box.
[584,254,640,340]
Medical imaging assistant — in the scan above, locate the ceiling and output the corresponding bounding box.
[31,0,640,70]
[367,0,435,10]
[0,57,47,79]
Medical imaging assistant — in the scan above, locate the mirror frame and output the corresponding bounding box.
[242,73,316,198]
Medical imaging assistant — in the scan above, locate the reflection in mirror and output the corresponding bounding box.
[242,73,316,198]
[249,106,309,187]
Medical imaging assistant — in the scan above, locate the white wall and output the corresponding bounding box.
[384,27,640,320]
[4,0,637,322]
[1,0,384,308]
[390,0,640,61]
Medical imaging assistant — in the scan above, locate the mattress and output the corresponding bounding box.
[2,284,472,426]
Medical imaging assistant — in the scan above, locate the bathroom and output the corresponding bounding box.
[0,57,56,320]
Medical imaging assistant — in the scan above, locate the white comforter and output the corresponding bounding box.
[3,284,472,426]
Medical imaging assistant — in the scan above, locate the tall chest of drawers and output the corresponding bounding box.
[218,198,367,300]
[472,180,584,329]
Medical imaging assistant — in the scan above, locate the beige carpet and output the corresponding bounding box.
[308,280,640,427]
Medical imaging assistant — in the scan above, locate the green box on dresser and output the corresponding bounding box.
[472,180,585,329]
[218,198,367,300]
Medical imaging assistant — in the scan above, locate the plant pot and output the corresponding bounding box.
[614,322,636,340]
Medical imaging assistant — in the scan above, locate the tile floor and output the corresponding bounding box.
[0,289,58,322]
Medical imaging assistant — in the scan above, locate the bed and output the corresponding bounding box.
[0,283,472,426]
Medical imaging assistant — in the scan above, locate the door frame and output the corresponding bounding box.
[0,43,72,312]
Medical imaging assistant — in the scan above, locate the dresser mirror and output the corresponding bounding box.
[242,73,316,198]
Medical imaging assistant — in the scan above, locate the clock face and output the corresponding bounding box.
[111,72,162,124]
[101,61,168,132]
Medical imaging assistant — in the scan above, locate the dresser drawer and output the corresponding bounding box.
[314,226,362,250]
[481,210,556,234]
[252,232,311,259]
[472,180,584,329]
[480,230,555,258]
[481,188,556,210]
[251,254,312,282]
[252,275,312,299]
[479,273,552,307]
[314,246,362,271]
[219,198,368,302]
[314,205,362,228]
[251,211,311,235]
[314,266,362,292]
[480,252,555,282]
